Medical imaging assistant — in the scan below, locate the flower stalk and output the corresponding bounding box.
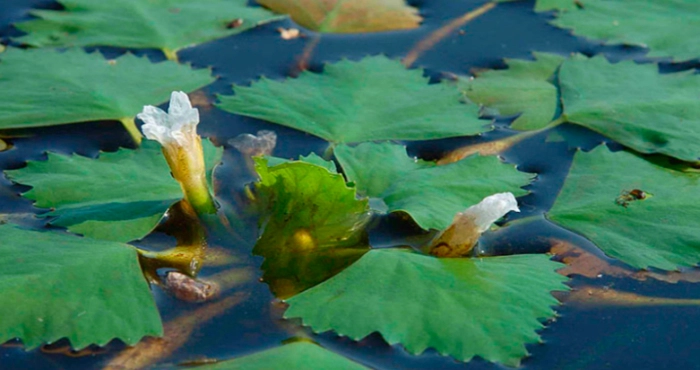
[137,91,216,216]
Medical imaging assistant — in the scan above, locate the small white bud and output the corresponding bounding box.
[137,91,199,147]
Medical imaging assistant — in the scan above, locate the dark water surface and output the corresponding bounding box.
[1,0,699,369]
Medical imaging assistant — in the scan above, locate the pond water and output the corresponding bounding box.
[1,0,699,369]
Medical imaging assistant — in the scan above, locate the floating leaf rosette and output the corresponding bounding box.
[218,56,487,144]
[285,249,568,366]
[453,53,700,162]
[548,146,700,271]
[0,48,214,141]
[0,225,162,350]
[256,0,421,33]
[15,0,283,60]
[5,140,222,243]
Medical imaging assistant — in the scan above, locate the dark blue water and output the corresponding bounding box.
[1,0,699,369]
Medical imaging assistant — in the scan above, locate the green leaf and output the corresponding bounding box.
[548,146,700,271]
[0,224,162,350]
[549,0,700,62]
[218,56,486,144]
[256,0,421,33]
[265,153,337,173]
[193,341,369,369]
[254,158,371,298]
[334,142,532,230]
[559,55,700,162]
[5,140,222,243]
[0,48,214,133]
[533,0,580,12]
[285,249,568,366]
[457,52,565,131]
[15,0,282,58]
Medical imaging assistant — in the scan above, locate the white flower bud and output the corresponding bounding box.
[138,91,199,147]
[137,91,216,215]
[463,192,520,233]
[429,192,519,258]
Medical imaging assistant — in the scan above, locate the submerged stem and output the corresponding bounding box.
[403,2,497,68]
[438,118,565,165]
[294,34,321,73]
[119,117,143,145]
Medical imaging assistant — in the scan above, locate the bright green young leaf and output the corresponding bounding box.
[334,142,532,230]
[0,224,162,350]
[218,56,487,144]
[256,0,420,33]
[549,0,700,62]
[265,153,337,173]
[458,52,565,131]
[254,158,371,298]
[548,146,700,271]
[559,55,700,162]
[285,249,568,366]
[15,0,282,59]
[5,140,222,243]
[194,341,368,370]
[0,48,214,139]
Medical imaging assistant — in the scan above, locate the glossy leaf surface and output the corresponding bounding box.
[5,140,222,242]
[16,0,281,56]
[0,48,213,131]
[458,52,565,131]
[265,153,337,173]
[0,224,161,350]
[551,0,700,62]
[286,249,567,366]
[254,159,370,298]
[548,146,700,270]
[334,142,532,230]
[218,56,486,144]
[560,55,700,162]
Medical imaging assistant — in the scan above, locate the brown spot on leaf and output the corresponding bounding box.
[615,188,650,208]
[226,19,244,29]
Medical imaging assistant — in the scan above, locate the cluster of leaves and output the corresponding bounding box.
[1,53,565,366]
[456,51,700,270]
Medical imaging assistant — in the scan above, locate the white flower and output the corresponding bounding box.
[136,91,216,215]
[428,192,519,257]
[462,192,520,233]
[137,91,199,147]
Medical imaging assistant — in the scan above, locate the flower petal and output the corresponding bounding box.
[464,192,520,233]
